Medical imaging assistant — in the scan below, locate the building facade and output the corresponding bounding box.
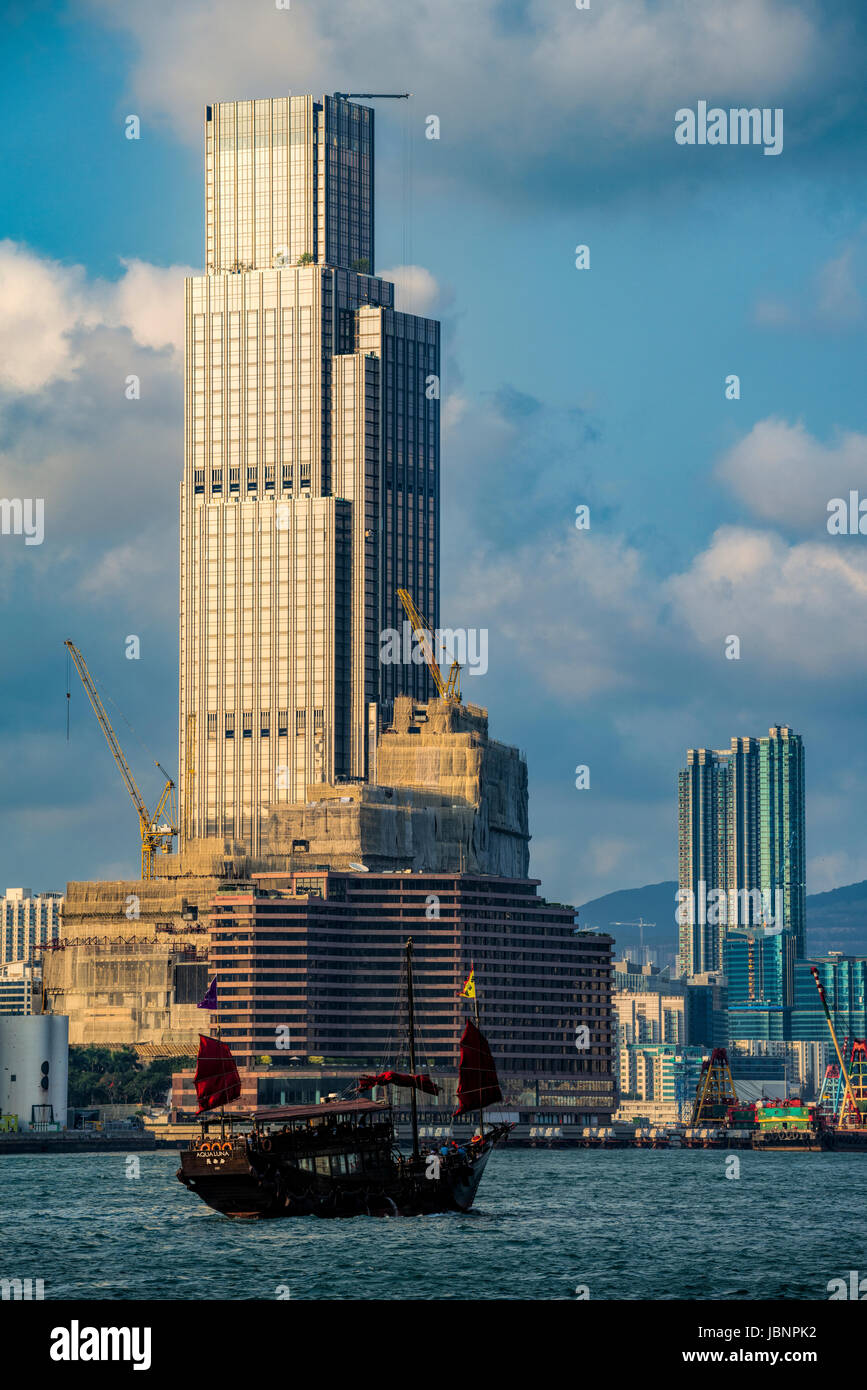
[678,726,805,975]
[0,962,41,1016]
[1,888,62,967]
[180,95,440,852]
[790,952,867,1042]
[171,871,618,1122]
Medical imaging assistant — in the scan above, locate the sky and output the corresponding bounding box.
[1,0,867,910]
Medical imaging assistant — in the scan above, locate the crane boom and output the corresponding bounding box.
[396,589,461,704]
[65,640,176,879]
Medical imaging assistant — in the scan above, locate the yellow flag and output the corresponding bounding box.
[459,969,475,999]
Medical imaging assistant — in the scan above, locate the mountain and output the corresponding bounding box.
[578,880,867,961]
[576,882,679,962]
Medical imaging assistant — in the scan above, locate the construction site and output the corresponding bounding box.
[47,643,531,1053]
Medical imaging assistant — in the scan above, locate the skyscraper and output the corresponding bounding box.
[759,725,806,957]
[677,747,730,974]
[179,96,440,853]
[677,726,806,975]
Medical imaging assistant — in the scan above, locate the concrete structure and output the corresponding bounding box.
[42,851,217,1047]
[0,1014,68,1130]
[262,697,529,876]
[180,94,440,852]
[48,694,530,1046]
[1,888,62,965]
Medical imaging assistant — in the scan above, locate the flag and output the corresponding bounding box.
[459,967,475,1000]
[197,976,217,1010]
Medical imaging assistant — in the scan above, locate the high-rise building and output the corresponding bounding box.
[790,952,867,1042]
[0,889,62,967]
[677,726,805,974]
[180,95,440,853]
[759,726,806,956]
[677,748,730,974]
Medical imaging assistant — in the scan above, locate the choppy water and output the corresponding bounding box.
[1,1147,863,1299]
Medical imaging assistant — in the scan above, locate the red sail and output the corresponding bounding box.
[357,1071,439,1096]
[194,1034,241,1113]
[454,1019,503,1116]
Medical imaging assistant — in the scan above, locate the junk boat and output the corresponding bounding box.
[177,939,513,1217]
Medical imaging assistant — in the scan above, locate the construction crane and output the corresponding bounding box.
[610,919,656,953]
[396,589,461,703]
[65,640,177,880]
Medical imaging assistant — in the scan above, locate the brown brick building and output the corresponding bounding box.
[174,869,616,1123]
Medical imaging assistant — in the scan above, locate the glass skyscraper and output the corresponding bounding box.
[179,95,440,852]
[678,726,806,976]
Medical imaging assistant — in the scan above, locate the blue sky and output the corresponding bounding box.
[2,0,867,913]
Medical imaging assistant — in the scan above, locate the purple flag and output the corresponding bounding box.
[197,976,217,1010]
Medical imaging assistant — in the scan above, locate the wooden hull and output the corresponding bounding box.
[177,1128,505,1219]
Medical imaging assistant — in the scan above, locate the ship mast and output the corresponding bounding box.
[406,938,421,1161]
[473,973,484,1144]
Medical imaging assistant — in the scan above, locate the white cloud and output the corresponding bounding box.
[716,417,867,531]
[378,265,441,317]
[0,241,91,393]
[0,243,192,398]
[460,530,665,700]
[667,524,867,676]
[82,0,844,194]
[0,243,184,611]
[753,235,867,333]
[100,258,193,354]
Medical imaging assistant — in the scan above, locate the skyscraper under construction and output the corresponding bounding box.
[179,95,440,852]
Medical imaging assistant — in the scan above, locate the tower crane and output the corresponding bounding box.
[396,589,461,704]
[610,919,656,952]
[64,640,177,880]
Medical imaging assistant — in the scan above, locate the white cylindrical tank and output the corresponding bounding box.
[0,1015,68,1130]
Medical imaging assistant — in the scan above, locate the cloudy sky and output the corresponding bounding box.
[2,0,866,909]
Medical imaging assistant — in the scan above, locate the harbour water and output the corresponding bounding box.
[2,1147,864,1300]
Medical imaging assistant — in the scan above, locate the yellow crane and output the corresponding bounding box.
[396,589,461,703]
[65,640,177,880]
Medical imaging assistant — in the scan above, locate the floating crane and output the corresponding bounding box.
[690,1047,739,1126]
[65,640,177,880]
[396,589,461,703]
